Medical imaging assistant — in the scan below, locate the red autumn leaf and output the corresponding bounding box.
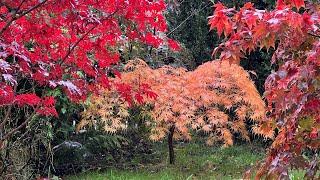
[135,93,144,104]
[253,22,268,41]
[0,0,174,109]
[208,3,233,37]
[209,1,320,178]
[42,96,56,107]
[14,94,41,107]
[276,0,287,9]
[0,6,8,14]
[37,107,58,117]
[310,127,318,139]
[243,2,255,9]
[291,0,305,10]
[304,99,320,111]
[116,83,133,106]
[145,33,162,48]
[0,84,14,106]
[168,39,181,51]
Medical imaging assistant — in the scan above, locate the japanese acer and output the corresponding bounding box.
[209,0,320,179]
[83,58,270,164]
[121,59,193,164]
[77,88,129,133]
[0,0,178,148]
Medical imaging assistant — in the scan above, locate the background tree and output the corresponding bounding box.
[166,0,275,94]
[166,0,274,62]
[209,0,320,178]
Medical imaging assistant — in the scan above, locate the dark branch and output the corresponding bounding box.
[0,105,39,146]
[0,0,48,35]
[308,32,320,38]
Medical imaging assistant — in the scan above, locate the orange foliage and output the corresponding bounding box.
[77,88,129,133]
[78,58,273,146]
[120,59,273,147]
[121,59,194,141]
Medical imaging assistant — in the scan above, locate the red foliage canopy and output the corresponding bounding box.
[209,0,320,178]
[0,0,178,116]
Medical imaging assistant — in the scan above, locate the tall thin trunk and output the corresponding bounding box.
[168,125,175,164]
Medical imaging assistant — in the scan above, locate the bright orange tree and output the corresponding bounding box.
[188,61,273,147]
[209,0,320,178]
[118,59,271,164]
[77,87,130,133]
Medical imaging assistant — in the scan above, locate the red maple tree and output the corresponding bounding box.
[209,0,319,179]
[0,0,178,148]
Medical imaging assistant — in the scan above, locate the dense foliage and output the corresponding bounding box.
[0,0,178,178]
[0,0,179,145]
[1,0,319,179]
[209,0,320,178]
[79,58,272,164]
[166,0,275,96]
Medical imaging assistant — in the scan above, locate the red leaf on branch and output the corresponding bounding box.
[15,94,41,107]
[304,99,320,111]
[0,84,14,106]
[291,0,305,10]
[208,3,233,37]
[168,39,181,51]
[310,127,318,139]
[145,33,162,48]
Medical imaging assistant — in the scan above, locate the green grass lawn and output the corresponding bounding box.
[64,141,308,180]
[65,142,275,180]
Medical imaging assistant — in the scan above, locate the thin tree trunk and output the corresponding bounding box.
[168,125,175,164]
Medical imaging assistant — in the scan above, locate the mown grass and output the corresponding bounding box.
[65,142,276,180]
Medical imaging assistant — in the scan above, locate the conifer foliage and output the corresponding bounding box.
[209,0,320,178]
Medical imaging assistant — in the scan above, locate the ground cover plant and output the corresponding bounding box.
[65,142,309,180]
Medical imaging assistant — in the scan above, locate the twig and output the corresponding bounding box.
[167,2,211,36]
[17,0,47,18]
[0,105,39,146]
[0,0,48,35]
[308,32,320,38]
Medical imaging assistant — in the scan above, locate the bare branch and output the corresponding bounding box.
[167,2,211,36]
[0,106,39,147]
[308,32,320,38]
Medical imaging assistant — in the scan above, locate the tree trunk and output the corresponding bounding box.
[168,125,175,164]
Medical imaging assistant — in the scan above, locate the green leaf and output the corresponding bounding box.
[298,117,314,131]
[61,108,67,114]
